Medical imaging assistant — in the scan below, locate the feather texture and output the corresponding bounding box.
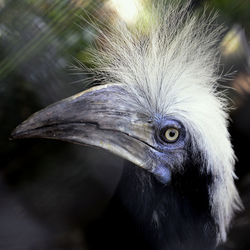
[86,0,243,243]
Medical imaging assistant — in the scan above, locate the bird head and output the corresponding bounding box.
[11,0,242,243]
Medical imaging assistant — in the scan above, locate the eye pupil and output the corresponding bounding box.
[169,131,176,137]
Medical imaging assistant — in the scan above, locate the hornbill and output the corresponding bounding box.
[11,1,242,250]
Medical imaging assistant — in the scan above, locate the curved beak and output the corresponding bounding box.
[11,84,170,182]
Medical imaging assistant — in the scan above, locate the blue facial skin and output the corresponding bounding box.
[152,164,172,184]
[151,116,187,185]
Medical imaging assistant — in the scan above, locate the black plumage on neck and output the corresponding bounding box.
[86,156,217,250]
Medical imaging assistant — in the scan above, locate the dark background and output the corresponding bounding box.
[0,0,250,249]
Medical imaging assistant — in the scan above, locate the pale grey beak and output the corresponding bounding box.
[11,84,170,182]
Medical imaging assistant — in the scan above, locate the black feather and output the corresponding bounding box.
[86,152,217,250]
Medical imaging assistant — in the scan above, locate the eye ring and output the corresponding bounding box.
[160,127,180,143]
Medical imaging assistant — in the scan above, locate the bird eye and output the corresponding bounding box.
[161,128,179,143]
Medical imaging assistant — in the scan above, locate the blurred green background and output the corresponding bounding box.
[0,0,250,249]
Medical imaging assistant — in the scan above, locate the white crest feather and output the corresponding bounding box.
[86,0,243,243]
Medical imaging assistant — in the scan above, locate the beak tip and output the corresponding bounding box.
[9,133,14,140]
[10,123,31,140]
[10,127,22,140]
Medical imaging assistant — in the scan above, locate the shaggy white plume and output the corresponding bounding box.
[86,0,242,243]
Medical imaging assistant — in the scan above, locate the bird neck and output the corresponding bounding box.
[115,160,217,250]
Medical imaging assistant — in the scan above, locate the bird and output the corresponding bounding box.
[11,1,243,249]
